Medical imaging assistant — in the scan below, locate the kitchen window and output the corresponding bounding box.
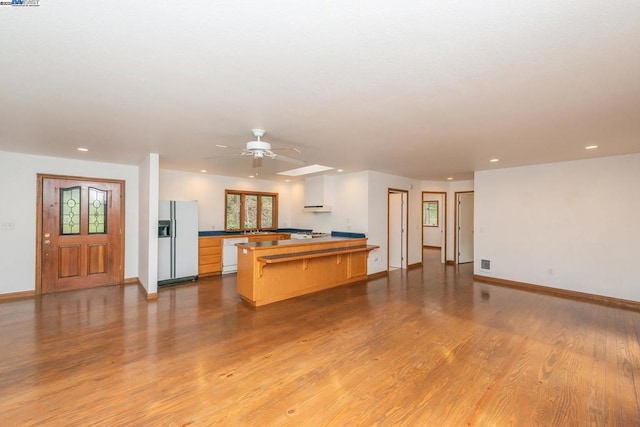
[225,190,278,231]
[423,201,438,227]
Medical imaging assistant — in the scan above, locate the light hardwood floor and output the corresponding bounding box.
[1,249,639,425]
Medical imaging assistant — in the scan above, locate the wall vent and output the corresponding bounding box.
[481,259,491,270]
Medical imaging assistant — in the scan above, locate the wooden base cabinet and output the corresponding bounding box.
[198,237,222,277]
[198,233,291,277]
[236,237,378,307]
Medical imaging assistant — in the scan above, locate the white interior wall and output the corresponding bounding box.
[159,169,293,231]
[331,172,369,234]
[448,181,474,262]
[388,192,403,268]
[474,153,640,302]
[422,180,474,261]
[0,150,139,295]
[138,153,159,295]
[290,177,335,233]
[368,171,422,274]
[290,172,370,234]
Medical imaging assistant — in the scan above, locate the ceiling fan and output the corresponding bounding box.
[214,129,306,168]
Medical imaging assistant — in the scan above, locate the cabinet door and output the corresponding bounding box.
[348,252,367,279]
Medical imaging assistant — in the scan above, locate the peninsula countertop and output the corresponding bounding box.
[236,236,366,250]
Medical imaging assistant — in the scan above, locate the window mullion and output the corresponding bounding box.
[257,196,262,229]
[240,194,245,230]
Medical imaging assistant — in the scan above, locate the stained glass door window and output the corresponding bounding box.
[88,187,108,234]
[60,186,81,235]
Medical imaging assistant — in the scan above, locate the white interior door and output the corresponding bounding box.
[389,193,402,269]
[457,192,474,264]
[388,191,407,270]
[400,192,407,269]
[438,194,445,264]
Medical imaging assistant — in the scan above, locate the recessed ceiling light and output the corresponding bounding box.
[337,169,344,173]
[277,164,334,177]
[585,145,598,150]
[447,177,454,180]
[215,144,228,148]
[490,158,499,163]
[77,147,89,152]
[200,169,207,173]
[249,175,255,179]
[285,179,291,183]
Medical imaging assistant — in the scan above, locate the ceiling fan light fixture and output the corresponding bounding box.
[246,140,271,151]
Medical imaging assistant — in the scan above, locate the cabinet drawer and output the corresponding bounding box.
[199,246,222,258]
[199,237,222,248]
[200,255,221,265]
[199,262,222,275]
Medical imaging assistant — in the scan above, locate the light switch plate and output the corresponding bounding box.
[1,222,15,230]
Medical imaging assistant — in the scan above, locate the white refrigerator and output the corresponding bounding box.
[158,200,199,286]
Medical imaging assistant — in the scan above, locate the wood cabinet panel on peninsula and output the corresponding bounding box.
[236,237,378,306]
[198,233,291,277]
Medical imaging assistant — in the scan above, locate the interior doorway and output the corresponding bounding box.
[36,174,125,294]
[422,191,447,264]
[388,188,408,270]
[455,191,474,264]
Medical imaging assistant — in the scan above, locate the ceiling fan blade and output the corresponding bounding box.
[272,147,302,154]
[205,152,244,160]
[275,155,307,166]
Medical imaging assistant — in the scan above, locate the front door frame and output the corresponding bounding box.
[35,173,126,294]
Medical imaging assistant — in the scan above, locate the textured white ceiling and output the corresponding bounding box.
[1,1,639,181]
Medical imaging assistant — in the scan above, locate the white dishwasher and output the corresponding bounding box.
[222,237,249,274]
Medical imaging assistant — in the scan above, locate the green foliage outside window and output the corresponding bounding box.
[226,193,241,230]
[423,201,438,227]
[225,190,277,231]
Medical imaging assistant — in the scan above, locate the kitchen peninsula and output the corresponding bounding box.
[236,237,378,306]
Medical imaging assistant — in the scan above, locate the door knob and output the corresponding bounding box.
[44,240,50,245]
[44,233,51,238]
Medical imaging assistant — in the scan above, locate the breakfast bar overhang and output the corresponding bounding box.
[236,237,379,307]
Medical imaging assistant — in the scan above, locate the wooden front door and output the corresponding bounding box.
[38,175,124,294]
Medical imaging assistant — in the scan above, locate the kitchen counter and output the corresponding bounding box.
[198,228,311,237]
[236,237,378,306]
[198,232,291,277]
[236,236,357,250]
